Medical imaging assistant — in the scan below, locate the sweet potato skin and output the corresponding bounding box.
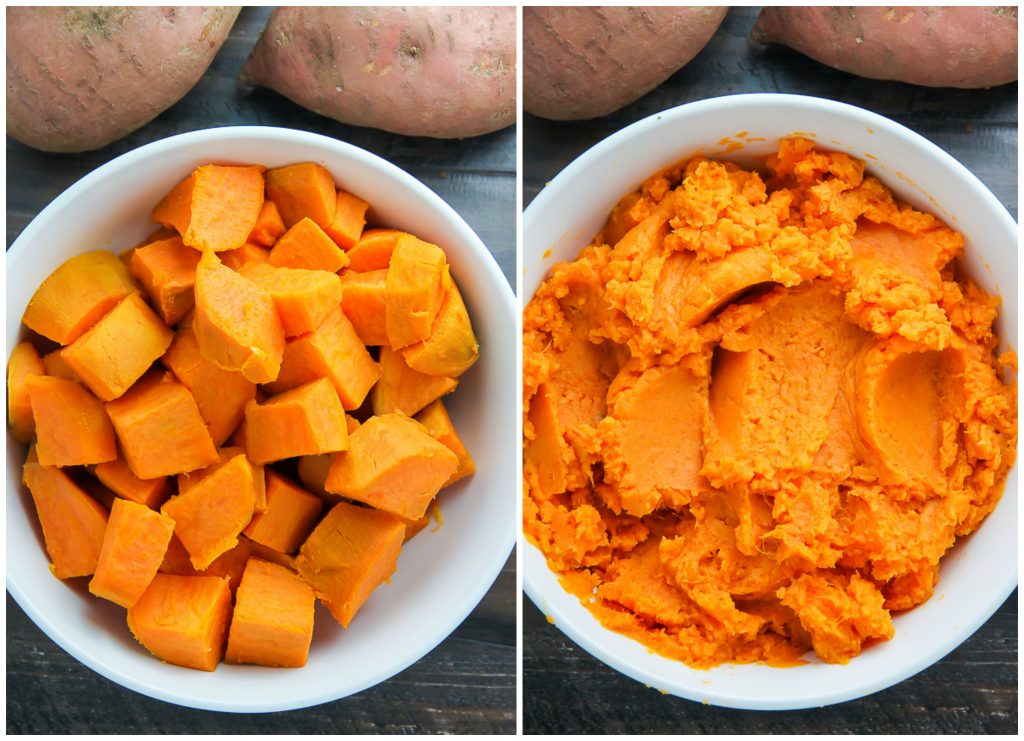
[524,6,727,120]
[751,6,1019,88]
[240,6,515,138]
[6,7,240,153]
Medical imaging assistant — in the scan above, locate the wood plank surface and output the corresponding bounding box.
[6,7,514,734]
[522,6,1017,735]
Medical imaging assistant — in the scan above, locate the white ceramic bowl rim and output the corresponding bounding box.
[7,125,516,712]
[523,93,1018,710]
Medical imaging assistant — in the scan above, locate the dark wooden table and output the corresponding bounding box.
[523,7,1017,735]
[6,8,515,734]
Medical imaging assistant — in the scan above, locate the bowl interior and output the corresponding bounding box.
[523,94,1017,710]
[7,126,516,712]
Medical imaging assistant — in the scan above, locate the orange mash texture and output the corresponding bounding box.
[522,139,1017,666]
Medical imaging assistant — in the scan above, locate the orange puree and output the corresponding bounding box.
[522,139,1017,667]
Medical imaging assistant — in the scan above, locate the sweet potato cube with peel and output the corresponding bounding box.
[401,268,479,378]
[162,325,257,446]
[245,377,349,465]
[415,400,476,486]
[105,372,219,479]
[127,574,232,671]
[385,234,447,349]
[325,413,459,520]
[193,250,285,384]
[161,452,256,570]
[220,241,272,271]
[265,162,337,229]
[347,228,404,272]
[294,501,406,628]
[239,263,343,337]
[371,346,458,417]
[340,269,389,346]
[244,470,323,554]
[324,190,369,249]
[152,164,265,252]
[7,341,45,443]
[22,462,109,579]
[22,250,140,345]
[94,457,171,510]
[89,499,175,607]
[225,558,316,668]
[62,293,174,401]
[248,199,287,246]
[268,217,349,273]
[129,236,201,326]
[27,375,117,467]
[265,306,380,410]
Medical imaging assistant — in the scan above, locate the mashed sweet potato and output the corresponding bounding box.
[522,138,1017,666]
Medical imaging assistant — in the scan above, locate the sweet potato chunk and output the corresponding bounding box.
[40,348,79,381]
[89,499,175,608]
[23,461,109,579]
[105,372,218,479]
[265,162,337,229]
[127,573,232,671]
[324,190,369,249]
[294,501,406,628]
[220,241,272,271]
[401,268,479,377]
[193,250,285,384]
[94,457,171,510]
[248,199,287,246]
[245,377,349,465]
[371,345,457,417]
[385,234,447,349]
[27,375,117,467]
[22,250,140,345]
[268,217,350,273]
[325,413,459,520]
[243,470,323,553]
[346,228,403,272]
[129,236,202,326]
[225,558,316,668]
[152,164,265,252]
[62,293,174,401]
[239,263,343,337]
[340,269,389,346]
[7,341,45,443]
[415,400,476,486]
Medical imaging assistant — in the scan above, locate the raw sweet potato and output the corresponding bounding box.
[7,341,45,443]
[27,375,117,467]
[751,6,1019,88]
[127,573,233,671]
[6,7,240,153]
[240,7,516,138]
[89,498,175,608]
[524,6,727,120]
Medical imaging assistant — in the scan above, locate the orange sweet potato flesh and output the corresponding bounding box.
[401,267,479,377]
[176,445,267,514]
[161,452,256,569]
[193,250,285,384]
[127,573,233,671]
[325,413,459,520]
[162,325,257,446]
[265,162,337,229]
[248,199,287,247]
[41,348,79,381]
[268,216,350,273]
[219,241,272,271]
[347,228,404,272]
[294,500,406,628]
[22,250,140,345]
[105,371,219,479]
[129,236,201,326]
[324,190,369,249]
[414,400,476,486]
[371,345,458,417]
[266,306,380,410]
[7,341,45,443]
[245,377,350,465]
[152,164,266,252]
[239,262,343,337]
[27,375,117,467]
[89,498,175,607]
[62,293,174,401]
[385,234,447,349]
[94,457,171,510]
[243,470,323,553]
[23,461,110,579]
[339,269,389,346]
[225,557,316,667]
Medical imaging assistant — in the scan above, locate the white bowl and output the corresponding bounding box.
[523,93,1017,710]
[6,126,516,712]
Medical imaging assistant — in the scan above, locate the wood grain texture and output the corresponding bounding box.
[522,6,1017,735]
[6,6,514,734]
